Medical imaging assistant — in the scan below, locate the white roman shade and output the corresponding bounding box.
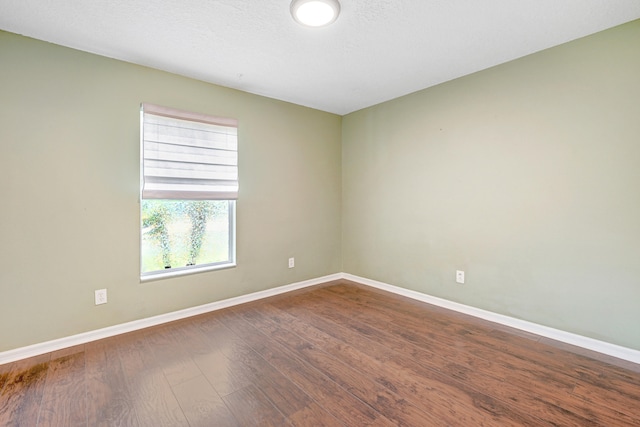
[141,103,238,200]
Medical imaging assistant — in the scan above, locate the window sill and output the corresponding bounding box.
[140,262,236,283]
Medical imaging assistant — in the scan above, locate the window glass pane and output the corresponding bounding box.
[141,200,231,274]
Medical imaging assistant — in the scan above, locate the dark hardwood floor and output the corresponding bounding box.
[1,280,639,426]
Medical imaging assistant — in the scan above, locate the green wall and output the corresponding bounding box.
[0,31,342,352]
[342,20,640,350]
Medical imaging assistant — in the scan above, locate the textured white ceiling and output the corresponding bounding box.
[1,0,640,115]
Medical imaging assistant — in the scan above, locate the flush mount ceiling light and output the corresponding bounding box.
[290,0,341,27]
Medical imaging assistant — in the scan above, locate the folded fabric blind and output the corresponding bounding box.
[141,103,238,200]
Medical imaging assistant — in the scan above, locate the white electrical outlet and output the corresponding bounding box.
[456,270,465,284]
[288,257,295,268]
[95,289,107,305]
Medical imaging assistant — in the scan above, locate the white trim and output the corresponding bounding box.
[343,273,640,365]
[2,272,639,366]
[140,262,237,283]
[0,273,341,365]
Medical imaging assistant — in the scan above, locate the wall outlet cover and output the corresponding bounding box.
[95,289,107,305]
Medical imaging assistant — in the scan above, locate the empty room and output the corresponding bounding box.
[1,1,640,425]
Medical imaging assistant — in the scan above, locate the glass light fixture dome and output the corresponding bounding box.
[290,0,341,27]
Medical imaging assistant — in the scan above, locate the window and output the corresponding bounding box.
[140,103,238,277]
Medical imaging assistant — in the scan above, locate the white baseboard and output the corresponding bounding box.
[343,273,640,365]
[0,273,342,365]
[2,272,639,366]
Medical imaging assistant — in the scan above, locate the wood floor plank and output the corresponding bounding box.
[194,315,250,359]
[127,369,189,427]
[218,309,396,426]
[570,382,640,422]
[0,362,14,395]
[321,283,640,392]
[236,306,444,426]
[0,353,50,427]
[144,325,202,387]
[538,336,640,373]
[194,349,256,397]
[293,302,608,425]
[261,300,551,426]
[85,338,140,427]
[173,316,224,356]
[275,294,564,412]
[171,374,238,427]
[309,284,640,425]
[222,384,288,427]
[194,322,337,423]
[354,285,640,422]
[350,287,640,394]
[116,332,189,427]
[37,350,86,427]
[288,402,344,427]
[230,346,314,418]
[327,283,640,384]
